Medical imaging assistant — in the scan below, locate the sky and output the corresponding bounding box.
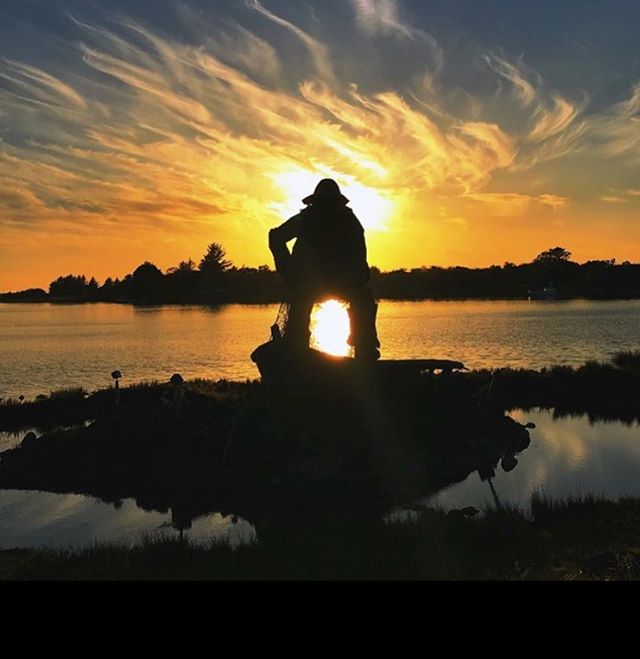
[1,0,639,290]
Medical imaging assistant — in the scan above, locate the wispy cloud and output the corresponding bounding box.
[484,54,538,107]
[465,192,568,216]
[0,58,87,112]
[245,0,334,81]
[349,0,443,71]
[528,93,588,143]
[483,52,588,171]
[350,0,419,39]
[585,83,640,160]
[598,187,640,204]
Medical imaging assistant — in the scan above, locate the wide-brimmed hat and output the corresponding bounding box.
[303,178,349,205]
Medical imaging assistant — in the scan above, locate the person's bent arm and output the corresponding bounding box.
[350,219,370,283]
[269,215,301,279]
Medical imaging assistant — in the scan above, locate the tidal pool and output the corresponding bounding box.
[427,409,640,513]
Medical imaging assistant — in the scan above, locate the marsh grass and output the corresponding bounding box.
[3,494,640,580]
[2,351,640,433]
[49,387,87,400]
[612,350,640,373]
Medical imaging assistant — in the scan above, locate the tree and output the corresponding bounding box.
[87,277,99,298]
[131,262,165,300]
[49,274,88,298]
[167,259,197,275]
[534,247,572,263]
[166,259,199,302]
[199,243,231,276]
[199,243,231,300]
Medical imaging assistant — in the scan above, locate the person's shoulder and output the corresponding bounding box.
[344,206,364,230]
[289,208,308,222]
[273,210,303,229]
[292,207,314,227]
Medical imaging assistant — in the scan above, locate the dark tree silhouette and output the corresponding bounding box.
[199,243,231,299]
[199,243,231,276]
[5,243,640,305]
[131,262,165,301]
[534,247,572,263]
[49,274,88,298]
[166,259,199,302]
[167,259,197,275]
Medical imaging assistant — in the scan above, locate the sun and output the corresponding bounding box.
[310,299,352,357]
[270,169,393,232]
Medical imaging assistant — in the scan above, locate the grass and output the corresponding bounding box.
[612,350,640,373]
[49,387,88,400]
[3,494,640,580]
[2,351,640,433]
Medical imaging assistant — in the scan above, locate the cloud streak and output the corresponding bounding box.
[465,192,568,216]
[245,0,334,81]
[585,83,640,161]
[351,0,420,40]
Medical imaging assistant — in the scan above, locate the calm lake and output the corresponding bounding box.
[1,299,640,549]
[2,299,640,399]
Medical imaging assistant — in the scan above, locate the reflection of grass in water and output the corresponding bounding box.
[4,494,640,580]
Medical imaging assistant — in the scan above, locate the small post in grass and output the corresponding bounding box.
[170,373,184,414]
[111,370,122,405]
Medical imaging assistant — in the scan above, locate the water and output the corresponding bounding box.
[1,299,639,399]
[0,490,256,550]
[428,409,640,513]
[0,429,36,453]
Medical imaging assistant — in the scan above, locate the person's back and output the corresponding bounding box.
[290,201,369,290]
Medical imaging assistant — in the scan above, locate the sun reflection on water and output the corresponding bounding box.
[310,299,352,357]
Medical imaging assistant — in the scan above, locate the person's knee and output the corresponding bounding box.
[345,286,375,306]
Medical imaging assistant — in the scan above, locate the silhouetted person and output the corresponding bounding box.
[269,178,380,359]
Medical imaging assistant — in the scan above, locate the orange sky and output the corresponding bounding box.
[1,1,640,291]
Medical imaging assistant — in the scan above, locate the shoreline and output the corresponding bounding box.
[2,352,640,422]
[3,294,640,306]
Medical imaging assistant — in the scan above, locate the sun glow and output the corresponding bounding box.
[310,299,352,357]
[271,169,393,231]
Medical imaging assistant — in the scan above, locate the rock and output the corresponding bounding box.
[20,431,38,449]
[501,454,518,473]
[461,506,480,517]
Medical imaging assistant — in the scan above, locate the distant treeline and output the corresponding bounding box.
[3,245,640,304]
